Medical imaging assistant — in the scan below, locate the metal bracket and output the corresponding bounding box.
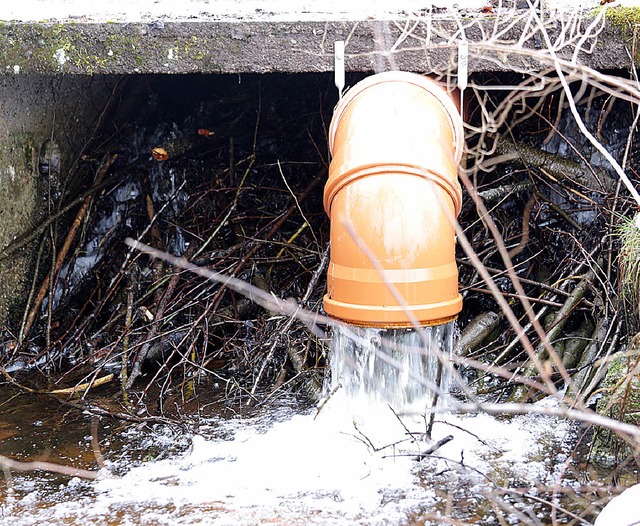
[457,40,468,114]
[334,40,345,99]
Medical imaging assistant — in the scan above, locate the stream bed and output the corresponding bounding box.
[0,376,617,525]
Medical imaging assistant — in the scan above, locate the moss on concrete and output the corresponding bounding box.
[591,334,640,467]
[603,6,640,29]
[0,22,232,75]
[0,16,634,75]
[0,133,39,327]
[0,23,145,74]
[592,6,640,64]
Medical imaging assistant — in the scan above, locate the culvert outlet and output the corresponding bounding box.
[323,71,465,328]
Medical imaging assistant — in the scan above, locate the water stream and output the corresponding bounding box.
[328,323,457,414]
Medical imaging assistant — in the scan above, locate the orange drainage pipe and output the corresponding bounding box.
[323,71,465,328]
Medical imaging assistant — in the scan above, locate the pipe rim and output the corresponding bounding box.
[323,294,462,328]
[331,314,459,329]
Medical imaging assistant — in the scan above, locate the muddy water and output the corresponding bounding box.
[0,379,245,524]
[0,373,620,525]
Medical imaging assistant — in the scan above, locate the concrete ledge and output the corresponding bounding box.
[0,14,633,76]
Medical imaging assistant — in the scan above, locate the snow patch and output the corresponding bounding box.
[595,484,640,526]
[13,0,637,24]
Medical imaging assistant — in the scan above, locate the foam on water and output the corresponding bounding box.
[2,324,459,524]
[0,322,579,525]
[2,394,441,525]
[1,393,577,525]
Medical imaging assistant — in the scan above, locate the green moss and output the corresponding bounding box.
[0,23,141,73]
[591,336,640,468]
[0,133,39,328]
[590,6,640,65]
[187,35,209,61]
[603,6,640,29]
[0,22,231,74]
[618,213,640,331]
[166,35,211,63]
[104,32,144,64]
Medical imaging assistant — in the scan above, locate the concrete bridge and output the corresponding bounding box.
[0,1,633,75]
[0,0,636,326]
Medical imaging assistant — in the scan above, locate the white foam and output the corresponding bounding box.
[1,389,580,525]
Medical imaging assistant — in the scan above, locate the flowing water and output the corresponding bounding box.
[328,323,457,414]
[0,324,610,524]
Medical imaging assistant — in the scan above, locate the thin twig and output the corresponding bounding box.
[0,455,98,480]
[21,154,118,341]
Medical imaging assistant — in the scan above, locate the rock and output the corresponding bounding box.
[595,484,640,526]
[590,334,640,467]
